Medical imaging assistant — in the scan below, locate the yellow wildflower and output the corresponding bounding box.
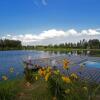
[38,69,46,76]
[2,75,8,81]
[65,89,70,94]
[62,76,71,83]
[71,73,78,79]
[45,72,51,81]
[63,59,69,69]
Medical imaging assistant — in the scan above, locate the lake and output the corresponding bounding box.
[0,50,64,80]
[83,61,100,68]
[0,50,100,80]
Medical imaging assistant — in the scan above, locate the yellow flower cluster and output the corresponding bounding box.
[2,75,8,81]
[62,76,71,83]
[63,59,69,70]
[1,67,15,81]
[38,68,46,77]
[45,72,51,81]
[38,67,52,81]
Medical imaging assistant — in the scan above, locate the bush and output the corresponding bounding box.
[24,59,100,100]
[36,58,100,100]
[24,67,36,83]
[48,74,89,100]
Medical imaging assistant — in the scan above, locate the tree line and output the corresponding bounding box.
[33,39,100,50]
[0,39,22,50]
[0,39,100,50]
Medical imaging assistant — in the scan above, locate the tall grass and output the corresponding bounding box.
[0,79,22,100]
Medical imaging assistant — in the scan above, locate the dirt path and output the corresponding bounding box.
[16,80,51,100]
[16,81,40,100]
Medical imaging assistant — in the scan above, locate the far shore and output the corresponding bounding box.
[33,48,100,51]
[0,48,100,51]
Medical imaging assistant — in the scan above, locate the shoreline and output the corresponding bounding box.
[0,48,100,51]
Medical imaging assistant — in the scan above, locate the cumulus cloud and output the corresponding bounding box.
[81,29,100,35]
[1,28,100,45]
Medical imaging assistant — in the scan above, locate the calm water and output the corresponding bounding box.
[0,50,100,80]
[0,50,62,79]
[84,61,100,68]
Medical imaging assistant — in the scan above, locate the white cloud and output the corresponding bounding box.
[81,29,100,35]
[1,28,100,45]
[7,34,11,37]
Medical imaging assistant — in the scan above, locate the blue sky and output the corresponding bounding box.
[0,0,100,45]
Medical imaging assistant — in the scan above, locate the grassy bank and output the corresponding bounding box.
[0,76,100,100]
[0,79,100,100]
[0,79,52,100]
[0,79,23,100]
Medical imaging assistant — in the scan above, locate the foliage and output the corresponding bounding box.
[0,79,21,100]
[33,39,100,50]
[24,67,36,83]
[0,58,100,100]
[35,59,100,100]
[0,39,22,50]
[0,39,100,50]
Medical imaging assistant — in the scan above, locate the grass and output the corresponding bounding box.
[31,80,52,100]
[0,78,52,100]
[16,79,52,100]
[0,62,100,100]
[0,78,23,100]
[0,78,100,100]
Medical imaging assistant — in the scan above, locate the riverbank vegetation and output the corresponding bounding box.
[0,59,100,100]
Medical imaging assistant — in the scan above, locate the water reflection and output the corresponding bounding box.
[47,50,100,56]
[0,50,99,80]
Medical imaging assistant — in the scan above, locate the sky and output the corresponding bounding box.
[0,0,100,45]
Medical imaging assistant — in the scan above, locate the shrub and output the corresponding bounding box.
[36,59,100,100]
[24,67,36,83]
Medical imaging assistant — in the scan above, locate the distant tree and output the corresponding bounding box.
[0,39,22,50]
[88,39,100,49]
